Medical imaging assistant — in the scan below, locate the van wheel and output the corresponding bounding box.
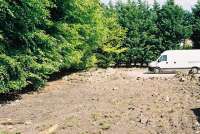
[154,68,160,74]
[190,67,198,74]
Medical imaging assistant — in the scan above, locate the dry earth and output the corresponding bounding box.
[0,68,200,134]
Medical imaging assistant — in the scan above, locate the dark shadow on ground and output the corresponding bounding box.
[0,84,36,105]
[192,108,200,123]
[48,68,79,82]
[0,93,22,105]
[0,68,80,105]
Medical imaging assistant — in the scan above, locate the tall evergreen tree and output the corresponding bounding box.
[191,0,200,48]
[115,0,161,65]
[156,0,192,50]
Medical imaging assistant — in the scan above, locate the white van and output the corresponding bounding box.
[148,50,200,73]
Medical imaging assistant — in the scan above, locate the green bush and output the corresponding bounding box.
[0,0,125,93]
[0,54,27,93]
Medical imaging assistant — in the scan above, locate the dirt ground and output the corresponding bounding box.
[0,68,200,134]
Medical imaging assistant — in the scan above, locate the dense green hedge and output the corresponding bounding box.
[0,0,126,93]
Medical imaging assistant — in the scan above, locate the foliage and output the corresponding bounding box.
[115,0,160,65]
[97,4,127,67]
[0,0,125,93]
[191,0,200,48]
[156,0,192,50]
[114,0,192,66]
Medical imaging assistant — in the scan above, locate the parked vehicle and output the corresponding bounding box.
[148,50,200,73]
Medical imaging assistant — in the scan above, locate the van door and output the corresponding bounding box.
[157,55,170,69]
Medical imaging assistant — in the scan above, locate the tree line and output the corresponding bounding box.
[0,0,200,93]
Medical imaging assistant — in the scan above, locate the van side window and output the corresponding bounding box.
[159,55,167,62]
[162,55,167,61]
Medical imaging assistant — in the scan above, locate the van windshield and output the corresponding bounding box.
[158,55,167,62]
